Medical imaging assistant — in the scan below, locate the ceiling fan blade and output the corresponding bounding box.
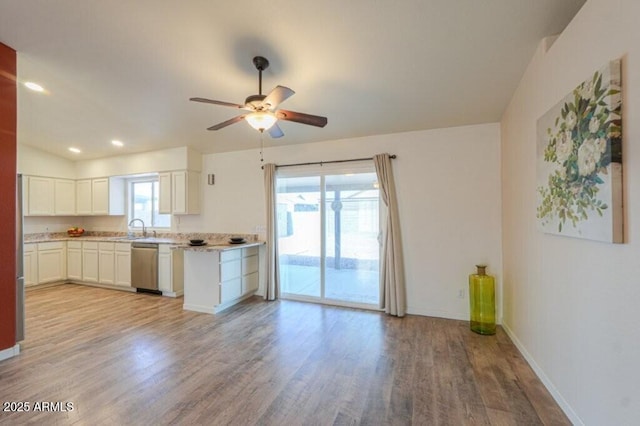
[262,86,295,110]
[276,109,328,127]
[207,114,246,131]
[268,123,284,139]
[190,97,244,109]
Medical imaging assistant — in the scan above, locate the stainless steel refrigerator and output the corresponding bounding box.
[16,174,24,342]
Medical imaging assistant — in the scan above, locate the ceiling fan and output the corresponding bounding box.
[190,56,327,138]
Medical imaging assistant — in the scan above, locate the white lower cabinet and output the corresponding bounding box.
[98,242,115,285]
[158,244,184,296]
[21,239,134,292]
[37,241,66,284]
[114,243,131,287]
[67,240,83,281]
[24,243,38,286]
[241,247,259,294]
[82,241,99,283]
[183,245,262,314]
[219,246,259,304]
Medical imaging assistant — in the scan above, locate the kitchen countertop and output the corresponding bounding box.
[24,233,264,250]
[175,241,265,252]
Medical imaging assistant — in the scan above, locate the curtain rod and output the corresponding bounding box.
[263,154,396,169]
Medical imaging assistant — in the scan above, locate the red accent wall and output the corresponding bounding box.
[0,42,17,350]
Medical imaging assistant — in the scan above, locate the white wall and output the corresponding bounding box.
[18,144,76,178]
[500,0,640,424]
[180,124,502,320]
[75,146,201,178]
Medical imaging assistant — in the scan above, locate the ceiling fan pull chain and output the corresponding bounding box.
[260,132,264,162]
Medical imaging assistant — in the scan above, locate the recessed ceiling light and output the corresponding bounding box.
[111,140,124,147]
[24,82,44,92]
[68,147,81,154]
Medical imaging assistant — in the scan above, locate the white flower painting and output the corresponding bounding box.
[536,60,623,243]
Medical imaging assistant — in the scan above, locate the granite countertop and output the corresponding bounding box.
[175,241,265,252]
[24,232,264,251]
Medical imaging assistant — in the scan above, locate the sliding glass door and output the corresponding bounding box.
[277,165,380,308]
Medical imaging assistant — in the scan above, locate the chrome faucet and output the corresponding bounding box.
[128,218,147,238]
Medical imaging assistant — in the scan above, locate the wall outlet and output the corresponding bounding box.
[458,289,465,299]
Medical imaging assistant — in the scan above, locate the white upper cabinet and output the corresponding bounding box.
[26,176,54,215]
[159,170,200,215]
[92,178,109,214]
[54,179,76,215]
[75,177,125,216]
[25,176,77,216]
[158,172,172,214]
[76,179,93,215]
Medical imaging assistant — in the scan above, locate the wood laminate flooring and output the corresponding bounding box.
[0,284,569,425]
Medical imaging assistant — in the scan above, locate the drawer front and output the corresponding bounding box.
[115,242,131,252]
[98,242,115,251]
[24,243,37,253]
[220,259,241,281]
[221,249,241,262]
[158,244,171,254]
[243,246,259,257]
[83,241,98,250]
[67,240,82,249]
[242,255,259,275]
[38,241,64,251]
[242,272,259,294]
[220,278,242,303]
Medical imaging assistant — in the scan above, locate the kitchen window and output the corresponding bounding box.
[128,177,171,228]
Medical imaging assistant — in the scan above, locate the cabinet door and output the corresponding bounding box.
[67,248,82,281]
[24,249,37,287]
[38,249,65,283]
[92,178,109,215]
[158,172,172,214]
[76,179,92,215]
[98,242,115,285]
[114,251,131,287]
[171,171,187,214]
[54,179,76,215]
[82,248,99,283]
[242,272,259,294]
[158,251,172,292]
[221,259,241,282]
[27,176,54,215]
[220,278,242,303]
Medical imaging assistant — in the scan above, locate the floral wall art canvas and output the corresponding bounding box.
[536,59,622,243]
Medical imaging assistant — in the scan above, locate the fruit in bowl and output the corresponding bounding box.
[67,227,85,237]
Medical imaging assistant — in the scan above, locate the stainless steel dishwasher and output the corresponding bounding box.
[131,242,159,291]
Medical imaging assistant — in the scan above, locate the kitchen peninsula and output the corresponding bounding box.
[179,240,264,314]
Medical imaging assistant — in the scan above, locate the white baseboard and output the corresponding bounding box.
[183,303,216,314]
[0,344,20,362]
[501,322,584,426]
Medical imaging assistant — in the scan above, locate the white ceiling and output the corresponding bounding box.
[0,0,585,160]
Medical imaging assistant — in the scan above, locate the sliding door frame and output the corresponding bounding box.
[277,162,382,311]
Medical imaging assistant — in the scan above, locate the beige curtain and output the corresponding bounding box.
[373,153,406,317]
[263,163,279,300]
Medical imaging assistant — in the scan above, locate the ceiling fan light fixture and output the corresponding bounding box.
[245,111,277,132]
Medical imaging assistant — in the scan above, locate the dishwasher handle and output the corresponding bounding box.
[132,242,159,249]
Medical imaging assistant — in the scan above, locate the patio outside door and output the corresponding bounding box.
[277,166,380,308]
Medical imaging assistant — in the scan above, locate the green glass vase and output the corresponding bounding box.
[469,265,496,335]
